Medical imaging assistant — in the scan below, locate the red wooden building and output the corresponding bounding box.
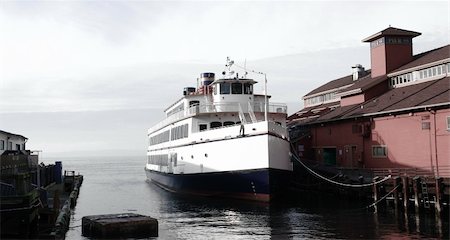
[288,27,450,177]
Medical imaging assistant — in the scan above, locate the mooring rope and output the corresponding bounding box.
[290,145,391,188]
[365,184,400,210]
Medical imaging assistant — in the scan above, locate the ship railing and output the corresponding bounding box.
[149,102,287,133]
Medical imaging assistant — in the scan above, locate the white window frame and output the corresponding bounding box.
[447,116,450,131]
[372,145,388,158]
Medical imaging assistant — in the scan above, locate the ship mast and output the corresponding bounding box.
[225,57,268,122]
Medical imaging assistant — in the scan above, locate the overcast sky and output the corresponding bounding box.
[0,0,448,156]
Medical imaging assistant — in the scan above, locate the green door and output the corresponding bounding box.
[323,148,337,165]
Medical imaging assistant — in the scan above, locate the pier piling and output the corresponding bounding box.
[402,176,409,212]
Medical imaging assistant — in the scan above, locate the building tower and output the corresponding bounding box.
[362,27,421,78]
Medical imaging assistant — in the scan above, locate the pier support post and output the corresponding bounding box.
[372,177,379,213]
[434,177,443,216]
[402,177,409,212]
[413,177,421,214]
[393,177,401,211]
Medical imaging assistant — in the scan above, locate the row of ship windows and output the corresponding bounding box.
[147,154,169,166]
[304,92,337,107]
[166,103,184,117]
[147,153,180,166]
[199,121,241,131]
[214,82,253,95]
[149,124,189,145]
[390,63,450,87]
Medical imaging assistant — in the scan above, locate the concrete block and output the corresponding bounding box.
[82,213,158,238]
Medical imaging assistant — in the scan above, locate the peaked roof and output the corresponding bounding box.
[315,77,449,122]
[0,130,28,140]
[390,45,450,74]
[338,74,387,96]
[304,70,370,97]
[362,27,421,42]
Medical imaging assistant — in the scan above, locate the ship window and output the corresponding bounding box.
[231,83,242,94]
[244,83,253,94]
[199,124,207,131]
[210,121,222,129]
[220,82,230,94]
[189,101,199,107]
[150,130,170,145]
[223,121,235,126]
[170,124,189,141]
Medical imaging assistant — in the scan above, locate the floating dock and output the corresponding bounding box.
[82,213,158,238]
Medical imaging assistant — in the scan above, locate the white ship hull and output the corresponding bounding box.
[145,121,293,201]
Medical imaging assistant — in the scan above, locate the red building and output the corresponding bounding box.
[288,27,450,177]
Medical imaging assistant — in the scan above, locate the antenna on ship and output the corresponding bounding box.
[224,57,235,78]
[243,58,248,78]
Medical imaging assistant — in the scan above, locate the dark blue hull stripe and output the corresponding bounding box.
[145,168,291,201]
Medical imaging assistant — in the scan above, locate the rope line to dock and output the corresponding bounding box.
[365,184,400,210]
[289,146,391,188]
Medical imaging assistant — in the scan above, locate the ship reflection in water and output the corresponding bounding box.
[62,156,448,239]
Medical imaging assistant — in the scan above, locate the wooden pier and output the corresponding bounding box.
[0,154,83,239]
[290,159,449,234]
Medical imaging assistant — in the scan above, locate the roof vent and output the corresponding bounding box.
[352,64,365,81]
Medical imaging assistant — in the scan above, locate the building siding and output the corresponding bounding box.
[366,109,449,176]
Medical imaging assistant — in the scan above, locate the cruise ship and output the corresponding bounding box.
[145,59,293,202]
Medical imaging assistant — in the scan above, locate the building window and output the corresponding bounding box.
[352,124,362,134]
[8,142,12,150]
[0,140,4,150]
[372,145,387,158]
[447,116,450,131]
[422,122,431,130]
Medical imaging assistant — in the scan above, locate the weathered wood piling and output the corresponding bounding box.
[371,175,449,222]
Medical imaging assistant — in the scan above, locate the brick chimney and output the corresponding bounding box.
[362,27,421,78]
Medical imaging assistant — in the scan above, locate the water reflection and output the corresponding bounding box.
[62,156,448,239]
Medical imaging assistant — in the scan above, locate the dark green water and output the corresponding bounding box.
[47,156,447,239]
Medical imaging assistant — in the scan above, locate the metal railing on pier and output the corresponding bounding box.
[370,165,450,178]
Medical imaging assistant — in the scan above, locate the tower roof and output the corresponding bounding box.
[362,27,421,42]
